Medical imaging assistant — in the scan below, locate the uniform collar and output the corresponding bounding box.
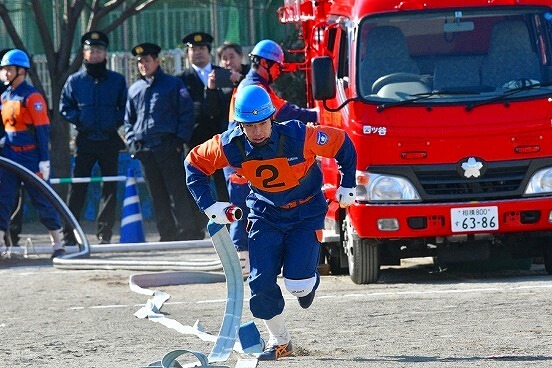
[192,63,212,85]
[10,80,29,94]
[192,63,212,74]
[141,66,163,84]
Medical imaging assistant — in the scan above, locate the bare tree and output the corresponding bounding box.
[0,0,159,197]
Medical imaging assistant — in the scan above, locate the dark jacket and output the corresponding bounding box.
[176,65,227,147]
[124,66,194,148]
[60,69,127,142]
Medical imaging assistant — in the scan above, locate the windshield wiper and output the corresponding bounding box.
[466,81,552,111]
[377,90,480,112]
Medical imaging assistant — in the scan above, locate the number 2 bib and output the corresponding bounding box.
[241,157,300,192]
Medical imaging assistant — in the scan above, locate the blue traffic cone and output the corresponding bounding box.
[120,168,146,243]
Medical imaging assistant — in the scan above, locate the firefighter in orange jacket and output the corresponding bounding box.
[185,85,357,360]
[0,49,65,258]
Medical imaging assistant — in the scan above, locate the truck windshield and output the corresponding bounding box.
[357,8,552,105]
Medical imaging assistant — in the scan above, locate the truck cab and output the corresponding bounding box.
[281,0,552,283]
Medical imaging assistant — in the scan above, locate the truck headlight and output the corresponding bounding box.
[356,171,421,202]
[524,167,552,194]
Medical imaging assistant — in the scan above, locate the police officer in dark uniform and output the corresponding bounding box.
[176,32,229,201]
[124,43,205,241]
[60,31,127,244]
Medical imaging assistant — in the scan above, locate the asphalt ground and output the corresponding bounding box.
[2,220,552,368]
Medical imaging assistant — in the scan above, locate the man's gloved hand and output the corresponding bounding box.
[128,141,140,158]
[38,160,51,181]
[0,136,5,148]
[204,201,241,224]
[129,141,150,159]
[336,186,356,208]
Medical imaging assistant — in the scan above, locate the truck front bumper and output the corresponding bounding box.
[348,197,552,239]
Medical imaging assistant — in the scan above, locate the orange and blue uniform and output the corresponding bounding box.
[185,120,356,319]
[0,81,62,232]
[225,70,318,252]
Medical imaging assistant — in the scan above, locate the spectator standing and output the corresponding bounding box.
[216,42,250,89]
[225,39,318,275]
[0,49,65,258]
[59,31,127,244]
[124,43,205,241]
[185,85,357,360]
[176,32,229,202]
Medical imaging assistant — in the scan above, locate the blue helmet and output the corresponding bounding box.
[250,39,284,65]
[234,85,276,124]
[1,49,30,69]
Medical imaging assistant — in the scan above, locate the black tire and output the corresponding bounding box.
[325,243,348,275]
[544,246,552,275]
[344,216,380,284]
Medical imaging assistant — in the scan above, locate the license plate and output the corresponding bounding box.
[451,206,499,232]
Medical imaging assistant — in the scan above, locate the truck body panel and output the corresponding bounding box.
[278,0,552,283]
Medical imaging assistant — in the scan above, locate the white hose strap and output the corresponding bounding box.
[131,223,253,367]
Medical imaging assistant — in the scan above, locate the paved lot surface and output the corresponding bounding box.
[1,221,552,367]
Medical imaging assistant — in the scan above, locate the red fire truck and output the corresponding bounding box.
[278,0,552,283]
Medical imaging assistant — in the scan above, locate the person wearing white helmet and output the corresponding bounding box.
[185,85,356,360]
[225,39,319,277]
[0,49,66,258]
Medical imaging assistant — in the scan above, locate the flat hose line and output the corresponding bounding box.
[133,222,258,368]
[0,157,89,259]
[0,157,257,366]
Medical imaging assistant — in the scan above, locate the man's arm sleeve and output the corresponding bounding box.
[184,134,230,210]
[123,97,136,145]
[27,93,51,161]
[115,76,128,127]
[59,79,80,124]
[304,125,357,187]
[176,81,195,143]
[275,102,318,124]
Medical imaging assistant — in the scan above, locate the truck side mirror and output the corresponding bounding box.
[311,56,336,100]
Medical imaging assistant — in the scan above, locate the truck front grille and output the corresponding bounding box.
[415,164,526,197]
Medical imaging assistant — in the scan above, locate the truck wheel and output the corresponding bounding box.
[325,243,348,275]
[544,246,552,274]
[344,217,380,284]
